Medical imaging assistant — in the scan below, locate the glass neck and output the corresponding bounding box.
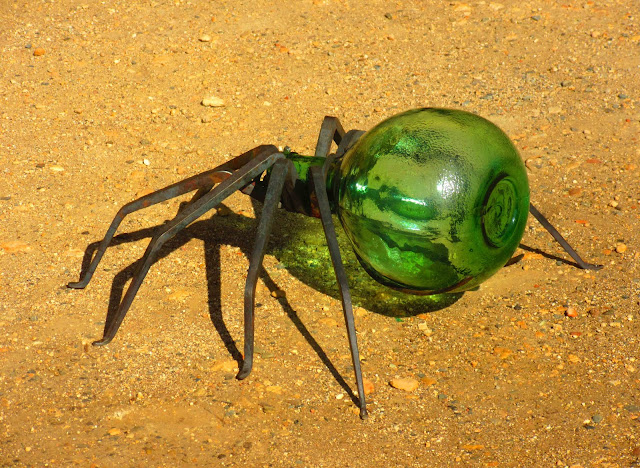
[282,149,341,214]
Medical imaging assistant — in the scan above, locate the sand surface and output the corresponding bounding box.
[1,0,639,466]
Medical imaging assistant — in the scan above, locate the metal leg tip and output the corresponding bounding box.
[359,407,368,420]
[92,337,112,347]
[236,363,252,380]
[67,280,87,289]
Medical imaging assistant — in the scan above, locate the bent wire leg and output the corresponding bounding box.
[93,149,284,346]
[67,170,225,289]
[336,129,365,158]
[315,116,346,158]
[176,185,214,214]
[67,145,276,290]
[310,165,368,419]
[237,159,290,380]
[529,203,603,270]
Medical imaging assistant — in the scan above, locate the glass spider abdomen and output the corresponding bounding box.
[333,108,530,294]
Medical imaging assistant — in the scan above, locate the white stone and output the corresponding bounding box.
[202,96,225,107]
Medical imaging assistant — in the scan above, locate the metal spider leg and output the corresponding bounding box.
[336,129,365,158]
[310,165,368,419]
[237,159,291,380]
[315,116,346,158]
[67,170,225,289]
[529,203,603,270]
[92,148,284,346]
[67,145,277,290]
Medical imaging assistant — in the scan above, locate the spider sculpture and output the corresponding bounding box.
[68,108,601,418]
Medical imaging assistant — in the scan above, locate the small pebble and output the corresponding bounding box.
[199,34,212,42]
[615,243,627,254]
[389,377,419,392]
[33,48,45,56]
[1,241,32,253]
[592,414,603,424]
[493,346,513,359]
[202,96,225,107]
[271,289,286,299]
[211,360,237,373]
[421,377,437,386]
[568,188,582,196]
[362,378,375,395]
[565,307,578,318]
[461,444,484,451]
[166,289,189,301]
[418,322,433,336]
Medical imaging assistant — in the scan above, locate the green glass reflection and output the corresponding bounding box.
[329,108,530,294]
[268,211,461,316]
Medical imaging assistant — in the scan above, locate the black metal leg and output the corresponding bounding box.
[335,129,365,157]
[92,149,285,346]
[529,203,603,270]
[310,165,368,419]
[237,159,290,380]
[176,184,214,213]
[315,116,345,158]
[67,169,229,290]
[67,146,277,290]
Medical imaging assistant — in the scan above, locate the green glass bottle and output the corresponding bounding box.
[329,108,530,294]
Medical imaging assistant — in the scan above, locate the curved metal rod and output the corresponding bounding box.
[315,116,345,158]
[311,165,368,419]
[529,203,603,270]
[237,158,290,379]
[67,145,276,289]
[92,148,283,345]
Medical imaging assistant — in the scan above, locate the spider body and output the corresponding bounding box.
[68,108,601,418]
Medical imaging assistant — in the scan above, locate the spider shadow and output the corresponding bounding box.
[78,204,435,403]
[257,206,464,318]
[518,243,584,269]
[76,202,576,404]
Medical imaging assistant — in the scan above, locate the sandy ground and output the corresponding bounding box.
[1,0,639,466]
